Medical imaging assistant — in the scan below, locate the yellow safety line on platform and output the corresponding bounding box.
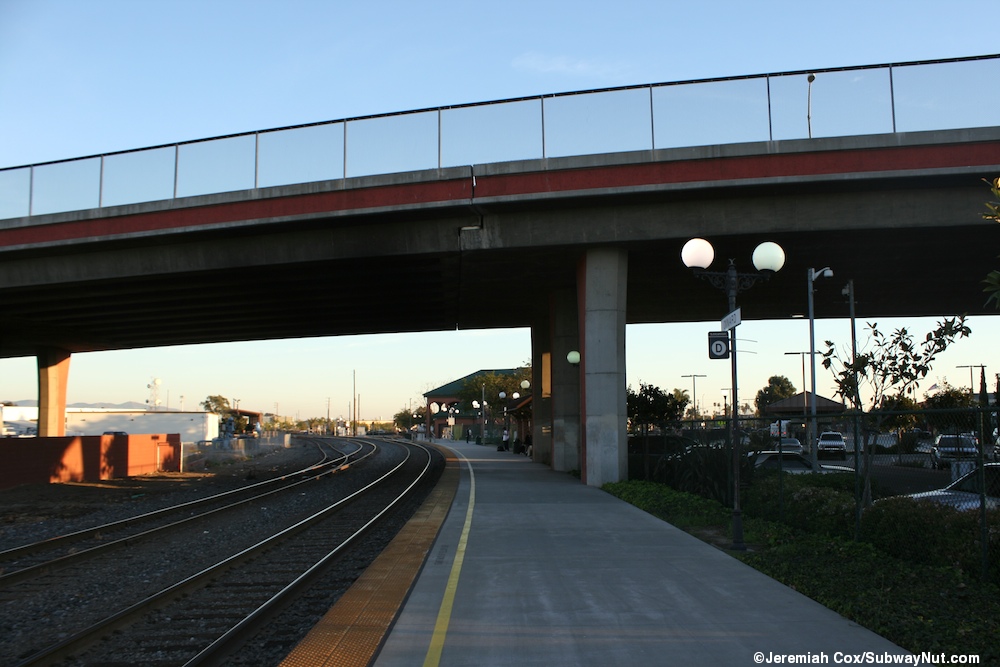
[422,447,475,667]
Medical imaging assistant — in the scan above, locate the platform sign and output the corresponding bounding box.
[721,308,741,331]
[708,331,730,359]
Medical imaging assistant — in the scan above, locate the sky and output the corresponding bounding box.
[1,0,999,422]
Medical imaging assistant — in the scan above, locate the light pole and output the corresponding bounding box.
[842,279,863,539]
[807,266,833,470]
[681,237,785,551]
[498,391,511,450]
[956,365,985,395]
[682,374,706,418]
[785,351,812,428]
[520,379,531,452]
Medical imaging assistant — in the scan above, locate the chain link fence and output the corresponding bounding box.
[628,406,1000,584]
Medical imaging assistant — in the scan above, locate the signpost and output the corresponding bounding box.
[721,307,741,331]
[708,331,729,359]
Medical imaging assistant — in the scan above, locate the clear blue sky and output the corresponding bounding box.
[1,0,998,421]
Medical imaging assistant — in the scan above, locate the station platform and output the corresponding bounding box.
[282,439,909,667]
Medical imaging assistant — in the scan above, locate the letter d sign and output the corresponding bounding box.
[708,331,730,359]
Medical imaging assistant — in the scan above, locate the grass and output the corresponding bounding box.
[603,477,1000,665]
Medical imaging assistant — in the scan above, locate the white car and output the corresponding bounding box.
[905,464,999,511]
[817,431,848,460]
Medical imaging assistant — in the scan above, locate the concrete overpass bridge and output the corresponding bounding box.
[2,55,999,485]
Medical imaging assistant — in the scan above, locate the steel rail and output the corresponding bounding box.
[0,438,371,587]
[12,440,422,667]
[0,437,336,564]
[183,440,433,666]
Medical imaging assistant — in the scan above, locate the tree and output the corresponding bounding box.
[823,318,971,409]
[393,406,426,433]
[627,382,688,434]
[455,368,531,430]
[200,395,230,415]
[822,317,971,505]
[871,394,920,460]
[922,381,977,434]
[627,382,689,480]
[754,375,797,416]
[982,177,1000,308]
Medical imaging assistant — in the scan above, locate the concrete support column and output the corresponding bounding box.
[550,288,581,473]
[579,248,628,487]
[37,347,71,437]
[529,319,553,466]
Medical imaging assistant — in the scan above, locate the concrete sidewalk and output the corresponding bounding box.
[374,439,908,666]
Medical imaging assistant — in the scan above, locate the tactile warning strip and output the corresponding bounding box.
[279,447,459,667]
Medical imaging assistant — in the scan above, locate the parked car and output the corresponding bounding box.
[752,451,852,474]
[905,463,1000,511]
[775,437,803,454]
[930,434,991,469]
[816,431,848,460]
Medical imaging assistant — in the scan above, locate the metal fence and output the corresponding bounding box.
[629,406,1000,583]
[2,54,998,220]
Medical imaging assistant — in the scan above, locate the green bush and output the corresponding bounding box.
[602,480,729,529]
[607,471,1000,661]
[743,471,855,538]
[742,517,796,548]
[740,535,1000,663]
[861,497,1000,581]
[646,445,751,506]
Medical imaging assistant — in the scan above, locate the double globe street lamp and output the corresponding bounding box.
[681,238,785,551]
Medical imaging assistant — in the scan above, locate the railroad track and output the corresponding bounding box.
[3,437,441,667]
[0,437,367,587]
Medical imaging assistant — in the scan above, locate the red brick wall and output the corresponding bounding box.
[0,433,180,489]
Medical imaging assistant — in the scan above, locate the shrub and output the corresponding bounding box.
[861,497,1000,581]
[602,480,729,529]
[647,445,750,506]
[739,535,1000,662]
[743,471,855,538]
[742,517,796,548]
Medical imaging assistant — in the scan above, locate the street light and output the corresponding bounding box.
[681,374,706,418]
[681,237,785,551]
[807,266,833,470]
[841,279,864,539]
[956,365,985,395]
[499,391,510,450]
[784,351,813,426]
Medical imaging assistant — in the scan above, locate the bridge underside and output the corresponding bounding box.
[0,174,996,358]
[3,129,999,484]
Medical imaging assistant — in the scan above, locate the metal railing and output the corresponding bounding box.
[2,54,998,221]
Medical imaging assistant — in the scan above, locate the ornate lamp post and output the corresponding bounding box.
[681,238,785,551]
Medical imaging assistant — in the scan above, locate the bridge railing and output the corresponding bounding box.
[1,54,998,221]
